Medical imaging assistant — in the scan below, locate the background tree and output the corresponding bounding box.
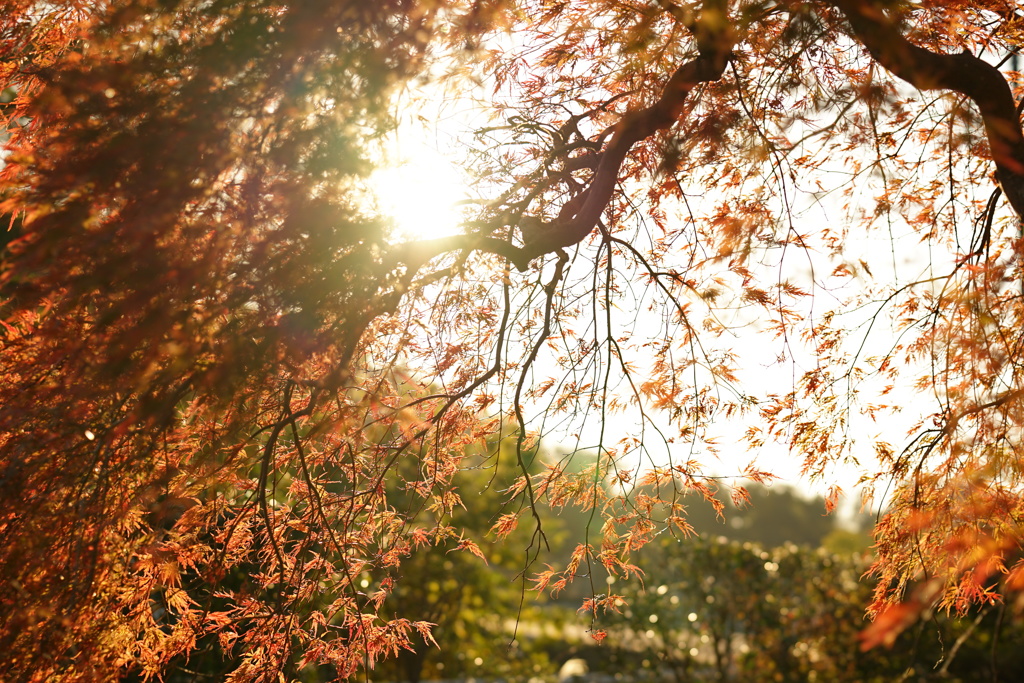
[3,0,1024,681]
[372,435,567,683]
[606,534,1024,682]
[662,483,872,550]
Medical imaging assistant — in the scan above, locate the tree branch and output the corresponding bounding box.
[516,0,736,264]
[388,233,531,272]
[833,0,1024,219]
[384,2,736,275]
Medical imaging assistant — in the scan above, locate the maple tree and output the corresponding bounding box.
[2,0,1024,680]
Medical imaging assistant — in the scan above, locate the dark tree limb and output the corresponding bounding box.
[381,1,736,275]
[519,0,736,262]
[388,233,533,272]
[833,0,1024,219]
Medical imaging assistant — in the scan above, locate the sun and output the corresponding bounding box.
[370,137,469,242]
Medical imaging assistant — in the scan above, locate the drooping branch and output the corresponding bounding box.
[506,0,736,268]
[832,0,1024,219]
[381,1,736,276]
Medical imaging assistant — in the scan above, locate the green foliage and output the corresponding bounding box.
[673,484,871,550]
[604,534,1024,682]
[371,438,567,683]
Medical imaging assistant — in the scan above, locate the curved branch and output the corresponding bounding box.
[383,2,736,276]
[512,248,569,560]
[833,0,1024,218]
[518,0,736,264]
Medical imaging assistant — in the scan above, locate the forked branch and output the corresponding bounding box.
[521,0,736,261]
[833,0,1024,218]
[386,0,737,275]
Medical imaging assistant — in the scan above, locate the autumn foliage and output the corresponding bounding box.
[2,0,1024,680]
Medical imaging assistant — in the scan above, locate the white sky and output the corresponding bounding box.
[368,123,900,515]
[368,55,1022,521]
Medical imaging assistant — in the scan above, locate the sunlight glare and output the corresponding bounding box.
[371,138,468,241]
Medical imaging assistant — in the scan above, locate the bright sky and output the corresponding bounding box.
[368,73,487,242]
[367,100,892,515]
[367,67,1013,521]
[369,135,469,241]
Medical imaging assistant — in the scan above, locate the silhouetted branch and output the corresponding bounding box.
[834,0,1024,218]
